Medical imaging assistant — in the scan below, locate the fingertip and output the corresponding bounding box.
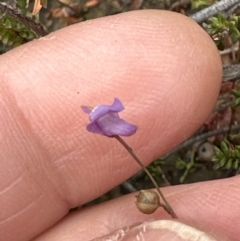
[0,9,222,241]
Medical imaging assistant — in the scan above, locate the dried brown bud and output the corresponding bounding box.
[135,190,160,214]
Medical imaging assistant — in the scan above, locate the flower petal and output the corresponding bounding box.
[110,98,124,112]
[86,122,106,135]
[90,98,124,122]
[96,113,137,136]
[82,98,137,137]
[81,106,92,114]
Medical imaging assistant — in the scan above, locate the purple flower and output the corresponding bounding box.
[81,98,137,137]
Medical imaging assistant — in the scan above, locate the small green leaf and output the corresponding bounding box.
[233,98,240,108]
[2,31,11,45]
[232,90,240,98]
[220,141,230,157]
[19,30,28,38]
[17,0,28,11]
[219,157,227,167]
[4,19,12,29]
[0,27,7,36]
[27,31,35,39]
[2,30,16,45]
[212,157,219,162]
[233,160,239,169]
[236,150,240,158]
[214,151,225,160]
[225,159,233,169]
[13,38,24,48]
[231,149,237,158]
[214,146,224,155]
[235,145,240,152]
[191,0,212,9]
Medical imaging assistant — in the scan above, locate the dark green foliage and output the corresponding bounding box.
[213,140,240,170]
[203,14,240,50]
[17,0,28,13]
[0,15,35,51]
[0,1,48,52]
[191,0,215,9]
[232,89,240,108]
[175,154,203,183]
[146,159,164,179]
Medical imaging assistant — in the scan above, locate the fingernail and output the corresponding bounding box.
[91,220,221,241]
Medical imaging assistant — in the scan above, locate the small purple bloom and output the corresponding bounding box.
[81,98,137,137]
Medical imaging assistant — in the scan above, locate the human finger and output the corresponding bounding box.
[34,177,237,241]
[0,9,221,241]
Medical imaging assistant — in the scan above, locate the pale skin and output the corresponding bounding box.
[0,9,238,241]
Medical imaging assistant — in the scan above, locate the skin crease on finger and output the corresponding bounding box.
[33,177,240,241]
[0,9,221,241]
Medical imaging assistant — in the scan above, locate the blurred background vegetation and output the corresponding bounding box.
[1,0,240,206]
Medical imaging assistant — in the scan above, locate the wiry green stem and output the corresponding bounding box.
[115,135,177,219]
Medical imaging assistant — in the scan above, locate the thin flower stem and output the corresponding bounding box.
[114,135,177,219]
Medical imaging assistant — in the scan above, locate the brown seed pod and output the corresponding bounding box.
[135,190,160,214]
